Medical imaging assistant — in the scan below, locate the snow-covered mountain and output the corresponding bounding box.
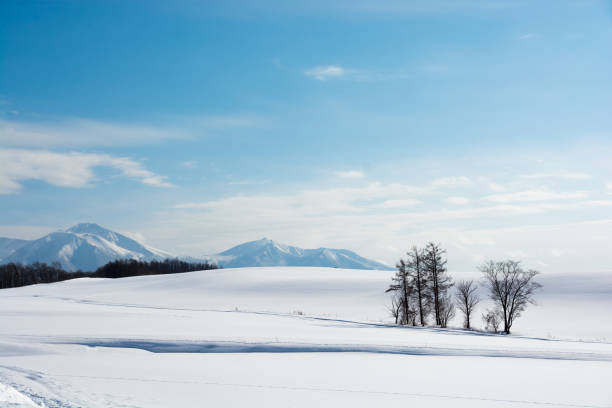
[1,226,392,271]
[0,237,30,260]
[1,223,173,271]
[205,238,393,270]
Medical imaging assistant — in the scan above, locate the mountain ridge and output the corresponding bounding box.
[0,237,31,260]
[205,237,393,270]
[1,223,172,272]
[1,225,393,271]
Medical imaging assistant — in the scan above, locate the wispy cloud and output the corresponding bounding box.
[304,65,422,82]
[520,171,591,180]
[381,199,422,208]
[304,65,347,80]
[160,181,611,267]
[445,196,471,205]
[584,200,612,207]
[484,190,588,203]
[335,170,365,178]
[488,182,507,192]
[228,180,270,185]
[0,118,183,148]
[0,149,173,194]
[432,176,472,188]
[0,114,265,148]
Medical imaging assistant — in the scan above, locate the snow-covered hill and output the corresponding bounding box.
[0,267,610,407]
[1,223,172,271]
[206,238,393,270]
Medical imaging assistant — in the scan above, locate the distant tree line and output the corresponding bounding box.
[387,244,541,334]
[0,262,88,289]
[94,259,218,279]
[0,258,218,290]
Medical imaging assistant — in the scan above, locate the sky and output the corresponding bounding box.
[1,0,612,273]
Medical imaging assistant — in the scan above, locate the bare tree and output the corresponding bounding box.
[386,258,416,325]
[455,280,480,329]
[480,260,541,334]
[482,309,501,333]
[423,242,453,326]
[388,295,401,324]
[438,295,455,328]
[404,246,430,326]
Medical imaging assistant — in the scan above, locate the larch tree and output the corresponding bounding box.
[423,242,453,326]
[404,246,430,326]
[386,258,416,325]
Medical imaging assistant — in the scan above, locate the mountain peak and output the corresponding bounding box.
[3,223,172,271]
[65,223,108,235]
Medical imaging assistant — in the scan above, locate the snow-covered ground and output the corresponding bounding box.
[0,267,611,407]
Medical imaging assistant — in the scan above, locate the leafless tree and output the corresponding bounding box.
[455,280,480,329]
[480,260,541,334]
[438,295,455,328]
[388,295,401,324]
[423,242,453,326]
[482,309,501,333]
[386,258,416,325]
[404,246,431,326]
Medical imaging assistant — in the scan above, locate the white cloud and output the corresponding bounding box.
[304,65,441,82]
[431,176,472,188]
[335,170,365,178]
[584,200,612,207]
[150,178,612,273]
[163,180,600,254]
[304,65,346,80]
[228,180,270,185]
[607,183,612,194]
[484,190,588,203]
[488,183,507,192]
[520,171,591,180]
[0,114,264,148]
[0,118,183,148]
[0,148,173,194]
[445,196,471,205]
[517,33,539,40]
[381,199,421,208]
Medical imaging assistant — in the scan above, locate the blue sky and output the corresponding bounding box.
[1,0,612,272]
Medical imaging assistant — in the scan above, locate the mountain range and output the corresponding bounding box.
[204,237,393,270]
[0,223,392,271]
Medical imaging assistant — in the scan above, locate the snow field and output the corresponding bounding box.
[0,267,611,407]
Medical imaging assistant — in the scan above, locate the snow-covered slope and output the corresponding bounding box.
[2,223,172,271]
[0,267,610,407]
[206,238,393,270]
[0,237,30,260]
